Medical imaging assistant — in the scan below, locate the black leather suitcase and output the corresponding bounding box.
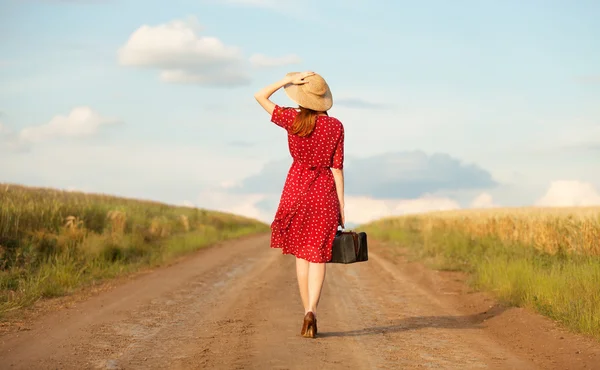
[328,230,369,264]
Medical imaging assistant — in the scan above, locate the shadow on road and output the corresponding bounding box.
[319,303,508,338]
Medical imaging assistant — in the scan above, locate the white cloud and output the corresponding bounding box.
[237,152,497,199]
[187,189,462,225]
[159,69,250,86]
[249,53,301,68]
[118,17,250,86]
[194,190,272,222]
[345,195,461,225]
[18,106,120,143]
[390,196,461,216]
[194,150,495,224]
[536,180,600,207]
[470,192,498,208]
[343,196,390,225]
[0,142,265,208]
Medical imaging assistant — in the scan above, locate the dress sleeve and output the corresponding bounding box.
[271,105,297,130]
[332,125,344,169]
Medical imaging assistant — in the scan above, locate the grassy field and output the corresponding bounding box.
[361,207,600,340]
[0,183,269,318]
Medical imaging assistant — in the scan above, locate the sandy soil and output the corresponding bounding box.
[1,234,598,369]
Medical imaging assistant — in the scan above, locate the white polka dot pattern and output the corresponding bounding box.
[269,105,345,263]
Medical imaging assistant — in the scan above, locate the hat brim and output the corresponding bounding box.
[283,72,333,112]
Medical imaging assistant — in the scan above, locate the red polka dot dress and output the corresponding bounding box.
[269,105,345,263]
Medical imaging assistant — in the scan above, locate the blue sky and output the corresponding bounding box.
[1,0,599,224]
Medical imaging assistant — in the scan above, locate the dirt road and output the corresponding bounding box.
[1,234,598,369]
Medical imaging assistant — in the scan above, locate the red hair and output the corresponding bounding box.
[289,106,328,137]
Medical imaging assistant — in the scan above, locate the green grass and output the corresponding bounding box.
[0,227,262,316]
[363,219,600,340]
[0,183,269,317]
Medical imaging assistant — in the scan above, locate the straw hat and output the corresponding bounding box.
[284,72,333,112]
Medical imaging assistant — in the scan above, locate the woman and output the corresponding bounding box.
[254,71,345,339]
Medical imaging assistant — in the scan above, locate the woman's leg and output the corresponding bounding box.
[295,257,310,313]
[307,262,326,315]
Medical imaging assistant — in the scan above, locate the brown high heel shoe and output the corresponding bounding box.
[301,312,317,338]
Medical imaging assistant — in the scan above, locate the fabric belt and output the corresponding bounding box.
[294,161,329,170]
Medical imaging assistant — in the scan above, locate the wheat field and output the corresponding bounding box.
[367,206,600,255]
[362,206,600,340]
[0,183,268,316]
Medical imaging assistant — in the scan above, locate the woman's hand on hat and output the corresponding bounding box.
[288,71,315,85]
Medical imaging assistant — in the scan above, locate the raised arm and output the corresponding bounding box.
[254,71,315,115]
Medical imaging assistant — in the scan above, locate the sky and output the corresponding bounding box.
[0,0,599,225]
